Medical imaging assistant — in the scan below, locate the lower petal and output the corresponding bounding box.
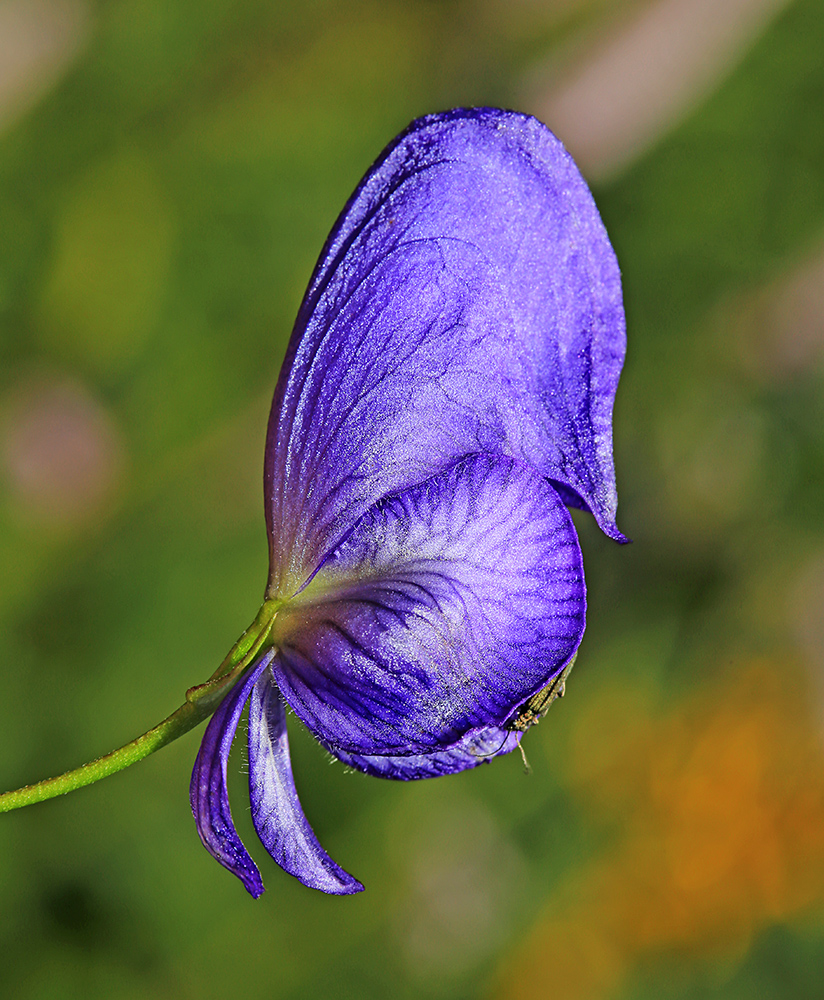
[248,663,363,894]
[190,651,275,898]
[328,725,522,780]
[273,452,586,757]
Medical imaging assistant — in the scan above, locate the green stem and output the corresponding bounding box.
[0,599,281,814]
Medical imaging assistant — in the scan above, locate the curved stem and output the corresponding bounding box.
[0,599,281,814]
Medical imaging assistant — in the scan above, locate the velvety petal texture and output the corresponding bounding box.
[331,725,523,780]
[191,107,626,897]
[191,650,362,896]
[190,651,275,899]
[272,453,584,758]
[248,662,363,894]
[265,107,626,596]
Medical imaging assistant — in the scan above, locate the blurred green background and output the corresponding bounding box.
[2,0,824,998]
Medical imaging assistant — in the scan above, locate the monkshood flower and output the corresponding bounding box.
[0,106,625,894]
[189,107,627,897]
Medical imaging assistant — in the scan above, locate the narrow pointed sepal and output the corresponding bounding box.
[190,651,276,898]
[248,662,363,894]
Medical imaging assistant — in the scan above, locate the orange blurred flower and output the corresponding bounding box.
[495,660,824,1000]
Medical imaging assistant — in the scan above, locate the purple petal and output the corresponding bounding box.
[331,725,523,780]
[265,107,625,596]
[190,651,275,899]
[272,453,585,757]
[247,662,363,894]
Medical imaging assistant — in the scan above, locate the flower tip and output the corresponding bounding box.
[330,873,365,896]
[608,525,632,545]
[242,873,266,900]
[593,509,630,544]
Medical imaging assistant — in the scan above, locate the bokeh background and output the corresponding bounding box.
[1,0,823,997]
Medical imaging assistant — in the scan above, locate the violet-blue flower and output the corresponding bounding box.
[189,107,626,897]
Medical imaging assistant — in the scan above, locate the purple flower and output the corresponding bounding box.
[190,108,626,897]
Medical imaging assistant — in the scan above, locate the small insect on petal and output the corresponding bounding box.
[507,653,578,733]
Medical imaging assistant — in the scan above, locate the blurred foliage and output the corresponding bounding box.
[2,0,824,998]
